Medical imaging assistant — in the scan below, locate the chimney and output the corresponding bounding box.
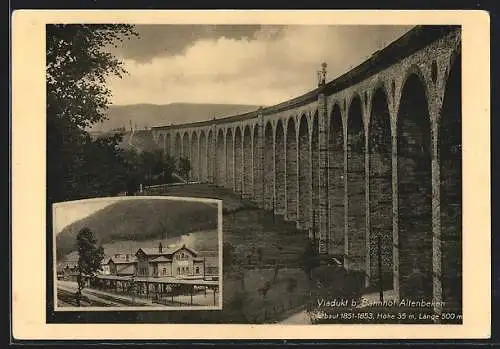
[159,242,163,254]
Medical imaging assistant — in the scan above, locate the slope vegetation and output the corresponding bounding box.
[56,198,218,259]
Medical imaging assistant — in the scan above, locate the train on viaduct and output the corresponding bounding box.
[150,25,462,311]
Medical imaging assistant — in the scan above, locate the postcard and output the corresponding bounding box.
[11,9,490,340]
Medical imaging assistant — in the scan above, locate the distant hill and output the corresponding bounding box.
[55,199,218,259]
[89,103,262,133]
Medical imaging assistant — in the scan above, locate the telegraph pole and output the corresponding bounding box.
[272,195,276,223]
[312,209,317,256]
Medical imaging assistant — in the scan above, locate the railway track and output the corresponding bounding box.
[57,286,148,307]
[57,288,112,307]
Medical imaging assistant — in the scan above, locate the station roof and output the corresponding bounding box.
[150,256,173,263]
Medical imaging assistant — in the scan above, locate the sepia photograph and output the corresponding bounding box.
[11,10,490,340]
[53,197,222,310]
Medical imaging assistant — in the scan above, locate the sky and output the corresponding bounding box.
[106,25,414,107]
[52,198,218,235]
[53,200,115,234]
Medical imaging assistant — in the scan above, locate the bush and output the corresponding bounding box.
[305,265,365,314]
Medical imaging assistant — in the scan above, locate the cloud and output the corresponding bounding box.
[107,25,413,107]
[111,24,273,63]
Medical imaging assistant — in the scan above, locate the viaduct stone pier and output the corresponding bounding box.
[151,26,462,312]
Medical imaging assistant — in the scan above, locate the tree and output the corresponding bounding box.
[121,148,144,194]
[75,227,105,306]
[120,149,177,190]
[223,242,245,290]
[72,132,130,197]
[222,242,235,274]
[46,24,139,203]
[140,149,176,186]
[161,155,177,184]
[272,261,281,283]
[258,280,271,300]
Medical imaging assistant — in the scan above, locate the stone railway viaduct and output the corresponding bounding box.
[151,26,462,310]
